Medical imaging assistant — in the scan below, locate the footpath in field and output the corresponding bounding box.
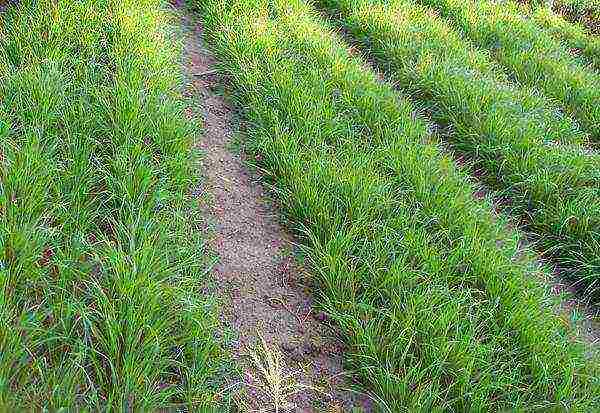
[178,9,371,411]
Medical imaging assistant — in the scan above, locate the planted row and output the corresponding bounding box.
[319,0,600,298]
[529,5,600,70]
[197,0,598,409]
[413,0,600,140]
[0,0,220,410]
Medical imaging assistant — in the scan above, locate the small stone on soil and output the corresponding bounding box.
[314,311,328,323]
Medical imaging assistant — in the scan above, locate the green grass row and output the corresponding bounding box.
[319,0,600,298]
[0,0,221,410]
[196,0,599,409]
[528,4,600,70]
[411,0,600,141]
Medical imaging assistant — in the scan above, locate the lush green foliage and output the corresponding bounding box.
[196,0,599,410]
[530,5,600,70]
[319,0,600,298]
[412,0,600,140]
[2,0,599,410]
[0,0,220,410]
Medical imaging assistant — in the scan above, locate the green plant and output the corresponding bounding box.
[0,0,222,409]
[529,4,600,69]
[414,0,600,140]
[195,0,599,409]
[318,0,600,299]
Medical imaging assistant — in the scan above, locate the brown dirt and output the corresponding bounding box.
[178,10,373,413]
[553,1,600,35]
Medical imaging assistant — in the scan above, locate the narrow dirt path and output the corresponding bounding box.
[178,9,372,412]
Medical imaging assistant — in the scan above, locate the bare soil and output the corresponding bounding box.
[554,0,600,35]
[0,0,18,13]
[178,9,373,412]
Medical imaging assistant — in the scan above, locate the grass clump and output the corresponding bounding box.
[412,0,600,140]
[528,4,600,70]
[195,0,599,409]
[0,0,221,410]
[318,0,600,298]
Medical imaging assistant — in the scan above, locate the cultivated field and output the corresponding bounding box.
[1,0,599,411]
